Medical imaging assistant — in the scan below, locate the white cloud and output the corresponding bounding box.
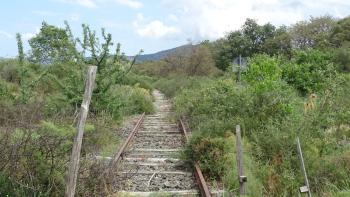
[133,13,180,38]
[56,0,96,8]
[0,31,14,39]
[136,20,180,38]
[22,32,36,40]
[169,14,178,22]
[136,13,144,21]
[161,0,350,40]
[114,0,142,9]
[22,28,40,41]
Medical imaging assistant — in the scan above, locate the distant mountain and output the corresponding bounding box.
[129,44,193,63]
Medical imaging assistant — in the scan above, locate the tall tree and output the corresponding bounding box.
[29,22,76,64]
[263,26,292,57]
[242,19,276,54]
[187,44,216,76]
[213,18,280,70]
[330,16,350,47]
[290,15,335,49]
[330,16,350,72]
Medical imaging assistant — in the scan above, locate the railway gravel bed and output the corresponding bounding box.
[113,90,199,196]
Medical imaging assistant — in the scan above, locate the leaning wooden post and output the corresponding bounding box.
[235,125,247,195]
[296,137,312,197]
[65,66,97,197]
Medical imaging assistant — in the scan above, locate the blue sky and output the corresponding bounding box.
[1,0,350,57]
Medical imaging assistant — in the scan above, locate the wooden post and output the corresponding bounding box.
[296,137,312,197]
[65,66,97,197]
[235,125,247,195]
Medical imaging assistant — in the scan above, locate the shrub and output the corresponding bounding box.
[0,60,21,84]
[243,54,282,84]
[282,50,337,94]
[154,76,213,98]
[332,46,350,72]
[120,73,156,90]
[187,135,233,179]
[98,84,154,119]
[174,70,350,196]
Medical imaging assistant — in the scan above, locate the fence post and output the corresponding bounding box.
[296,137,312,197]
[235,125,247,195]
[65,66,97,197]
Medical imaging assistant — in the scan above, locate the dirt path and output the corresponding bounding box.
[113,90,199,196]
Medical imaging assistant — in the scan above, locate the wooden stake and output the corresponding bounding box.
[65,66,97,197]
[296,137,312,197]
[236,125,247,195]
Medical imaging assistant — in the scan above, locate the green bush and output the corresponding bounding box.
[332,46,350,72]
[186,126,263,195]
[188,135,233,179]
[98,84,154,119]
[120,73,156,90]
[243,54,282,84]
[0,59,21,84]
[174,70,350,196]
[282,50,337,94]
[154,75,212,98]
[0,78,17,100]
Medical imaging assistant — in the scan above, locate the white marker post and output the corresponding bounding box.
[296,137,312,197]
[236,125,247,195]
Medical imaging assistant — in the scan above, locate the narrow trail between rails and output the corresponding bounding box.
[113,90,200,196]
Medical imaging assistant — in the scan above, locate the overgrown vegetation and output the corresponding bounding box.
[138,15,350,196]
[1,13,350,196]
[0,21,153,196]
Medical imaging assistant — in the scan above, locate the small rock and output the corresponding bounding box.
[164,181,172,187]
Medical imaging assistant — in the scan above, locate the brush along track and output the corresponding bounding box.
[113,90,200,196]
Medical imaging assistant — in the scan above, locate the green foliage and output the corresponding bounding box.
[263,26,292,57]
[188,135,233,179]
[96,84,154,119]
[0,20,156,196]
[0,59,21,83]
[16,33,24,65]
[290,15,335,49]
[333,45,350,72]
[153,76,212,98]
[243,54,281,84]
[29,22,76,64]
[281,50,337,94]
[2,14,350,197]
[212,18,290,70]
[0,121,75,196]
[330,16,350,47]
[0,78,16,100]
[174,69,350,196]
[120,73,155,90]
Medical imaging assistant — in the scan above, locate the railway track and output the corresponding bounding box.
[111,90,213,196]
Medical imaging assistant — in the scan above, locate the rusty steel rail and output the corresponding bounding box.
[109,113,145,169]
[179,118,211,197]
